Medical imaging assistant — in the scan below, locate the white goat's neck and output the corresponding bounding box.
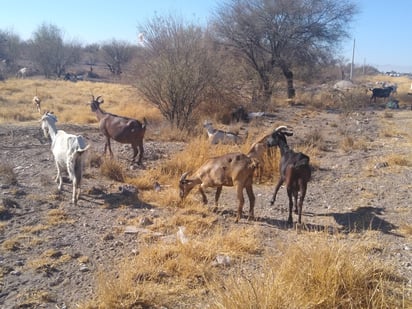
[44,117,58,142]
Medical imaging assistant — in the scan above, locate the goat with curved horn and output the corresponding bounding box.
[267,125,311,226]
[89,95,147,164]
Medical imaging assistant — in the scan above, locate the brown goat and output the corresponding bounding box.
[179,152,257,222]
[89,96,147,164]
[266,126,311,226]
[32,96,41,114]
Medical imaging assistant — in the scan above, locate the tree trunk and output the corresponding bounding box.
[281,66,295,99]
[260,74,272,106]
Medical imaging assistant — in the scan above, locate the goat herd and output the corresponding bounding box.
[39,95,311,226]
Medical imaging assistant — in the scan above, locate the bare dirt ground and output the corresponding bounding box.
[0,105,411,308]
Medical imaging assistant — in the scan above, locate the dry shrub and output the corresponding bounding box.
[0,162,18,185]
[100,158,125,182]
[211,235,409,309]
[88,150,103,168]
[385,154,411,167]
[46,209,73,225]
[303,128,325,150]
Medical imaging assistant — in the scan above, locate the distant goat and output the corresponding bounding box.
[41,112,89,205]
[32,96,41,114]
[203,121,243,145]
[179,152,257,222]
[266,126,311,225]
[16,67,28,78]
[370,87,394,103]
[89,95,147,164]
[231,106,249,123]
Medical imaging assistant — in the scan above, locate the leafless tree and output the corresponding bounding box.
[29,23,81,78]
[213,0,358,101]
[0,30,21,76]
[101,39,135,76]
[135,15,223,130]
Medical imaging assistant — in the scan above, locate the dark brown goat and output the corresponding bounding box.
[89,95,147,164]
[266,126,311,225]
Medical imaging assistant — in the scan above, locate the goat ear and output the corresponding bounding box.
[284,131,293,136]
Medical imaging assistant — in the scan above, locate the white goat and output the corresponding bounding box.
[203,121,242,145]
[41,112,89,204]
[16,67,33,78]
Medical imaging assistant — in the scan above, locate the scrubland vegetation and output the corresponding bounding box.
[1,76,411,308]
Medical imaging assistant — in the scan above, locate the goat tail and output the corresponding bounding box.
[142,117,148,130]
[77,145,90,154]
[67,145,89,182]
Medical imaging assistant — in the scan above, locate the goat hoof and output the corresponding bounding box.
[269,200,275,206]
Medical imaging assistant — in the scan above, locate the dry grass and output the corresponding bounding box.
[46,208,74,225]
[0,79,161,133]
[210,234,409,309]
[83,223,262,309]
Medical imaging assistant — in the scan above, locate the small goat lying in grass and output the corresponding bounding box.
[266,126,311,225]
[89,95,147,164]
[179,152,257,222]
[203,121,243,145]
[41,112,89,205]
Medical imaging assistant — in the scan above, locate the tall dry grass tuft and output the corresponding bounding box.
[211,235,409,309]
[100,158,125,182]
[83,223,262,308]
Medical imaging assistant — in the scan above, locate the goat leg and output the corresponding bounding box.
[55,163,63,191]
[297,181,308,224]
[293,190,298,214]
[198,186,208,204]
[245,184,255,221]
[235,185,245,223]
[286,186,294,226]
[137,142,144,165]
[270,178,284,205]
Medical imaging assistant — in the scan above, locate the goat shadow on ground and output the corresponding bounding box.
[217,208,329,232]
[315,206,402,237]
[255,215,331,232]
[81,186,154,210]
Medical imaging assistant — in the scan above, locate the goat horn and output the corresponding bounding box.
[274,125,289,132]
[180,172,189,182]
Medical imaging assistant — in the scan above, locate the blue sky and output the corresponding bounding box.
[1,0,411,73]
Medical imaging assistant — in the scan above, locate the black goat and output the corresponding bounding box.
[370,87,393,103]
[266,126,311,225]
